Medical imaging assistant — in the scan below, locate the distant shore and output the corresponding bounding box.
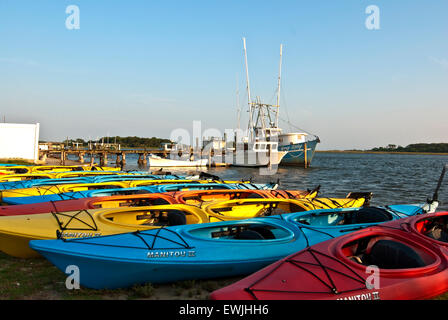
[316,150,448,156]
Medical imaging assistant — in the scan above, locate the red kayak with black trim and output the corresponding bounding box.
[210,211,448,300]
[0,193,178,216]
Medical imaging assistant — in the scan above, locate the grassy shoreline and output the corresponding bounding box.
[0,252,242,300]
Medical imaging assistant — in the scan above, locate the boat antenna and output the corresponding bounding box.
[431,164,447,203]
[243,37,252,140]
[275,44,283,128]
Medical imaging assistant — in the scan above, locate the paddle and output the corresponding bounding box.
[430,164,447,203]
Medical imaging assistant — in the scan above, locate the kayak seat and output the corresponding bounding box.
[151,198,171,206]
[234,226,276,240]
[167,211,187,226]
[234,230,264,240]
[425,225,448,243]
[363,240,426,269]
[146,210,187,226]
[132,189,151,195]
[246,193,264,199]
[248,226,276,239]
[344,207,391,225]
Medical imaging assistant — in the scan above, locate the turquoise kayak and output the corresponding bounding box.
[29,202,437,289]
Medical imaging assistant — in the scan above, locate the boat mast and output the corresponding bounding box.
[275,44,283,128]
[242,37,253,141]
[236,73,240,130]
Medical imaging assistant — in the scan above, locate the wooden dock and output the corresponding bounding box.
[39,148,229,167]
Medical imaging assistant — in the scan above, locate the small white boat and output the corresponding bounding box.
[148,155,209,168]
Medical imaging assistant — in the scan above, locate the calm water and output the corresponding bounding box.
[78,152,448,211]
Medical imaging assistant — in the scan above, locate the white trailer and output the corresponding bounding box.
[0,123,40,163]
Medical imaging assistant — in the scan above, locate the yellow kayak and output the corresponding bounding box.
[0,197,365,258]
[54,171,141,178]
[174,189,318,205]
[0,173,55,182]
[202,197,366,221]
[0,204,209,258]
[30,165,121,173]
[0,179,251,198]
[0,171,152,182]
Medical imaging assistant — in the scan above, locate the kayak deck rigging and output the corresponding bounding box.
[243,247,368,299]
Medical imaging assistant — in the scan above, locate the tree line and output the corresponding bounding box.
[47,136,173,149]
[370,143,448,153]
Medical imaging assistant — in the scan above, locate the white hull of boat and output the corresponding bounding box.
[149,156,209,168]
[216,150,287,168]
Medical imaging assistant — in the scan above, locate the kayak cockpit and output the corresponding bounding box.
[207,200,306,219]
[187,222,292,241]
[341,235,437,269]
[92,189,151,197]
[294,207,393,227]
[178,190,265,205]
[99,206,204,227]
[415,214,448,243]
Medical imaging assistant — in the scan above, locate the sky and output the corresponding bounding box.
[0,0,447,150]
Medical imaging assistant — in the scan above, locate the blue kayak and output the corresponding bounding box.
[0,177,93,191]
[2,182,277,205]
[29,202,435,289]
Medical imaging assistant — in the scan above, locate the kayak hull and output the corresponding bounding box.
[0,232,48,258]
[30,249,285,289]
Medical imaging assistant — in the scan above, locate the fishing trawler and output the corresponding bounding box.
[248,39,320,167]
[206,38,319,167]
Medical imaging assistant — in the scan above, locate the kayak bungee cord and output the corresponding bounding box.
[269,189,301,199]
[243,247,367,300]
[148,227,193,250]
[54,190,90,201]
[385,205,426,218]
[43,185,62,196]
[51,209,99,233]
[294,223,337,248]
[0,180,28,190]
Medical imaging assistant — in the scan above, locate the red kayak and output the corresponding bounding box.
[211,211,448,300]
[0,193,178,216]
